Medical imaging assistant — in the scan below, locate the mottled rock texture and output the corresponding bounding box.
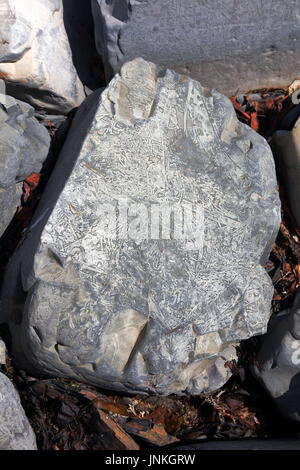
[0,0,85,114]
[0,93,50,237]
[92,0,300,96]
[252,290,300,421]
[0,59,280,395]
[0,373,36,449]
[271,116,300,228]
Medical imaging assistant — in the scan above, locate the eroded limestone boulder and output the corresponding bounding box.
[0,58,280,395]
[0,0,85,114]
[92,0,300,95]
[0,93,50,237]
[252,290,300,421]
[0,373,36,449]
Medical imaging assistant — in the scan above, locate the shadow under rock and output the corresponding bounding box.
[62,0,106,91]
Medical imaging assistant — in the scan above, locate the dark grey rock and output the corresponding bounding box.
[279,105,300,131]
[92,0,300,96]
[271,117,300,227]
[252,289,300,421]
[0,94,50,237]
[0,59,280,395]
[0,372,36,450]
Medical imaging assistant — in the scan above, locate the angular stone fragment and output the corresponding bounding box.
[252,290,300,422]
[0,93,50,237]
[0,0,85,114]
[92,0,300,96]
[271,116,300,228]
[0,373,36,450]
[0,58,280,395]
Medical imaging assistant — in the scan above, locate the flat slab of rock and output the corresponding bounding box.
[1,59,280,395]
[252,290,300,421]
[0,372,36,449]
[92,0,300,95]
[0,0,85,114]
[0,93,50,237]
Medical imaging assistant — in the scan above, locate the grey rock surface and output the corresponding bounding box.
[92,0,300,96]
[0,0,85,114]
[271,116,300,227]
[0,93,50,237]
[0,372,36,449]
[0,58,280,395]
[252,289,300,421]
